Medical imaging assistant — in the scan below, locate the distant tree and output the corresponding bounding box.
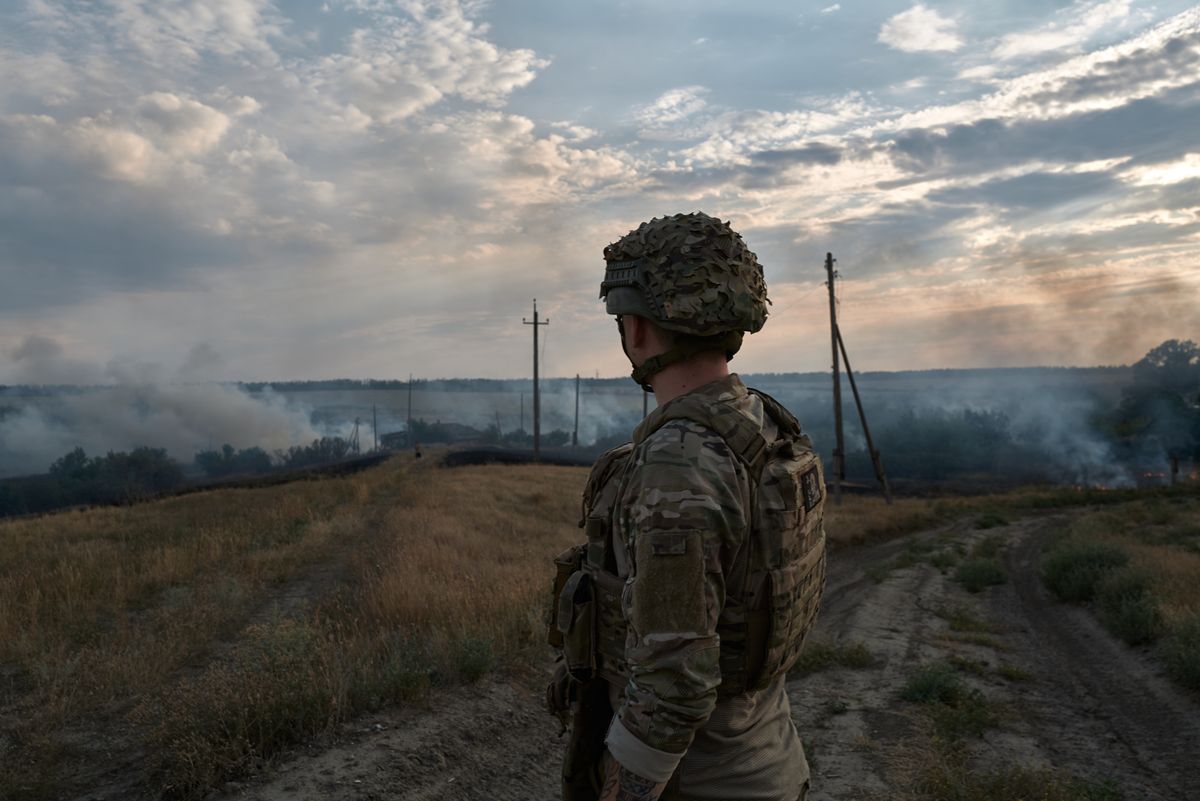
[1132,339,1200,398]
[195,444,274,477]
[94,447,185,497]
[481,423,501,445]
[502,428,532,446]
[49,446,95,480]
[281,437,352,469]
[543,429,571,447]
[1117,340,1200,461]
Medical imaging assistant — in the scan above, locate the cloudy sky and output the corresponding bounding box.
[1,0,1198,383]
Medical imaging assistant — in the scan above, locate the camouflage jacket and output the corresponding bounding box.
[599,374,809,796]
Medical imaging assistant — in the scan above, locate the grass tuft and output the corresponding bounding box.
[454,635,495,683]
[912,759,1123,801]
[1095,569,1163,645]
[1160,616,1200,691]
[974,513,1009,530]
[954,559,1006,593]
[1042,540,1129,602]
[900,663,967,705]
[994,663,1033,682]
[899,663,998,740]
[937,605,999,634]
[790,639,878,677]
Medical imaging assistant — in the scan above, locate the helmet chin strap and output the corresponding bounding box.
[628,331,744,392]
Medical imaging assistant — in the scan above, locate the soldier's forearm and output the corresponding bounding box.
[598,752,668,801]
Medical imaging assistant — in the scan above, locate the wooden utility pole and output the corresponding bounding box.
[523,299,550,460]
[573,373,580,447]
[836,329,893,504]
[825,251,892,505]
[406,373,413,446]
[826,253,845,505]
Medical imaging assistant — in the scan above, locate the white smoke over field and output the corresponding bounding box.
[0,338,324,477]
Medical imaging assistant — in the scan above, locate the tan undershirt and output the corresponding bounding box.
[607,674,809,801]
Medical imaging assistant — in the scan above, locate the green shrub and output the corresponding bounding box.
[915,761,1123,801]
[938,605,998,633]
[1042,541,1128,602]
[455,635,494,683]
[929,550,959,572]
[1160,616,1200,691]
[995,663,1033,682]
[900,663,997,739]
[790,639,877,677]
[955,559,1006,593]
[901,663,967,705]
[1096,570,1163,645]
[974,513,1009,530]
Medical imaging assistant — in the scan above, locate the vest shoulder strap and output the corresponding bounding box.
[580,442,634,526]
[633,391,770,479]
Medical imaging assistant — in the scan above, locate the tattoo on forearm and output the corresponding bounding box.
[600,756,663,801]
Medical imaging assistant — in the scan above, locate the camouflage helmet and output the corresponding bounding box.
[600,212,769,336]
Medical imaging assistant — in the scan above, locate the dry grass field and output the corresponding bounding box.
[1,452,1193,800]
[0,455,578,798]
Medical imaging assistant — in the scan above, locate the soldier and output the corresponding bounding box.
[548,212,827,801]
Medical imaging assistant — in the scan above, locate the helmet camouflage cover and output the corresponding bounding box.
[600,212,770,336]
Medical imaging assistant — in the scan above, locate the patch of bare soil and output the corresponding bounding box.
[216,680,560,801]
[791,515,1200,801]
[215,513,1200,801]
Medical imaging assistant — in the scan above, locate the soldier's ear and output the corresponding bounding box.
[624,314,649,350]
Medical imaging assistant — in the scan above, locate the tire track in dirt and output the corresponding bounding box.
[987,525,1200,801]
[791,515,1200,801]
[220,514,1200,801]
[788,521,967,801]
[216,681,561,801]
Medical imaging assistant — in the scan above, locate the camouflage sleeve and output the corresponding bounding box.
[604,419,749,782]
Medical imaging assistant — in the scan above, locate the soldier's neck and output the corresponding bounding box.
[648,353,730,407]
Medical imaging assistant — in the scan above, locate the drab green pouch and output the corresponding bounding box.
[549,545,586,649]
[557,570,596,682]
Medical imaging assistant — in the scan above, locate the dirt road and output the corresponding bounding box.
[219,515,1200,801]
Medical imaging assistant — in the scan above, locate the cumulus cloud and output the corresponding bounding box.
[994,0,1134,60]
[308,1,548,124]
[27,0,287,67]
[633,86,711,129]
[878,4,963,53]
[1,0,1199,382]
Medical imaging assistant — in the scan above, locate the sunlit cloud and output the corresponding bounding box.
[1,0,1198,380]
[878,4,963,53]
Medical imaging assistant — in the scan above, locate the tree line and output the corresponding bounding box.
[0,436,363,517]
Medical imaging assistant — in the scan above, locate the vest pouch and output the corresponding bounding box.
[557,571,597,682]
[549,545,586,648]
[590,569,629,685]
[758,538,826,687]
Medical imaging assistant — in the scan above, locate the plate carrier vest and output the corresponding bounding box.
[550,387,827,697]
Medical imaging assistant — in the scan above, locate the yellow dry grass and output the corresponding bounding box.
[1064,497,1200,627]
[0,456,592,798]
[3,453,1161,798]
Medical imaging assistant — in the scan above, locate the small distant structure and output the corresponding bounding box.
[380,431,409,450]
[379,421,484,451]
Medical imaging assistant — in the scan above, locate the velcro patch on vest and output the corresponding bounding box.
[801,467,822,512]
[631,530,707,637]
[647,532,690,556]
